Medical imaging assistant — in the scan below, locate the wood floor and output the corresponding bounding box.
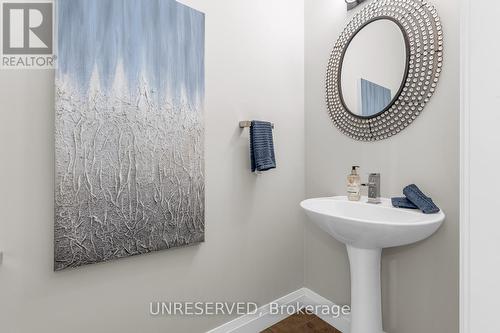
[261,313,341,333]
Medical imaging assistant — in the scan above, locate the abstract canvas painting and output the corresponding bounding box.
[54,0,205,270]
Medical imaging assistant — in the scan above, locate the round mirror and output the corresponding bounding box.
[326,0,443,141]
[340,18,408,118]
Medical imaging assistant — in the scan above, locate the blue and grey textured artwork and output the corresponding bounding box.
[360,78,391,117]
[55,0,205,270]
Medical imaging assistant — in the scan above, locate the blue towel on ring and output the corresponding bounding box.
[403,184,440,214]
[250,121,276,172]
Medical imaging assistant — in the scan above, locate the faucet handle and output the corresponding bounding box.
[363,173,381,204]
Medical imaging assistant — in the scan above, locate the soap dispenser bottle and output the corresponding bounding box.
[347,166,361,201]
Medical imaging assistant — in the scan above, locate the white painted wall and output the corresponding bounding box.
[0,1,305,332]
[305,1,459,332]
[462,1,500,332]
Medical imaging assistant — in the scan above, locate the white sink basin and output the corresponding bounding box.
[300,196,445,249]
[300,196,445,333]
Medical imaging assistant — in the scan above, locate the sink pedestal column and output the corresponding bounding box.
[346,245,383,333]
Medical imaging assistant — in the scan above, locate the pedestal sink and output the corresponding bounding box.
[300,196,445,333]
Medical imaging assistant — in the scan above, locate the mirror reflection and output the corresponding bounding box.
[340,19,407,118]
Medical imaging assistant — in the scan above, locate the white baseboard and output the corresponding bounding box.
[302,288,350,332]
[206,287,351,333]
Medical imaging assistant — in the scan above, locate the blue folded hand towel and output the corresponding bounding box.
[402,184,440,214]
[391,197,419,209]
[250,121,276,172]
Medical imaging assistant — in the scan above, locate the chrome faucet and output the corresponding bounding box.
[362,173,381,204]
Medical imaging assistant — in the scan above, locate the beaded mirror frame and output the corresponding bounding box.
[326,0,443,141]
